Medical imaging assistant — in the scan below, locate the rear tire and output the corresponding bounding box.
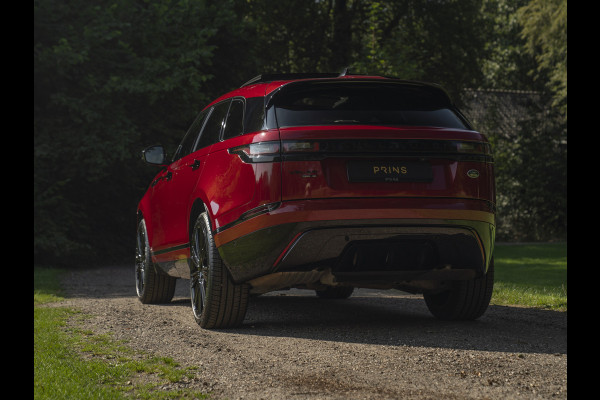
[135,219,176,304]
[190,212,249,329]
[315,286,354,299]
[423,258,494,320]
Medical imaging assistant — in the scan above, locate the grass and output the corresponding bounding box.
[34,267,65,304]
[491,242,567,311]
[34,242,566,398]
[33,267,209,400]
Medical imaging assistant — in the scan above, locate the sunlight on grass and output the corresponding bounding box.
[492,243,567,311]
[34,267,209,400]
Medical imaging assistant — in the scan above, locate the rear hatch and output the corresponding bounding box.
[271,79,494,203]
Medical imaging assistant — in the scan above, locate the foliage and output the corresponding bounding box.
[518,0,567,120]
[495,107,566,241]
[34,0,567,265]
[470,0,566,241]
[34,0,233,264]
[480,0,538,90]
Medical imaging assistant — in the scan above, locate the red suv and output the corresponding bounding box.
[136,73,495,329]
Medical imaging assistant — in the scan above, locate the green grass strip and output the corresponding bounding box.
[34,267,208,400]
[492,243,567,311]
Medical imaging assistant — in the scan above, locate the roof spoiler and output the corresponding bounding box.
[240,68,355,88]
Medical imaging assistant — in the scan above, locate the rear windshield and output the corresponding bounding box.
[273,82,468,129]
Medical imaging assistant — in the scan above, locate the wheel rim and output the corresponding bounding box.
[135,221,147,297]
[190,220,209,320]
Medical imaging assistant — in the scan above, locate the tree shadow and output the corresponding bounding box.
[61,266,566,356]
[222,289,567,356]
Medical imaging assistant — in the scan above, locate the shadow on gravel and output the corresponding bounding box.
[224,290,567,356]
[62,266,566,356]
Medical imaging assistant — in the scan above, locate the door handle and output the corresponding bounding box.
[190,159,201,170]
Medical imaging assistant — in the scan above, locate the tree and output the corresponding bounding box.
[34,0,567,265]
[518,0,567,121]
[471,0,567,240]
[34,0,234,264]
[480,0,539,90]
[348,0,490,104]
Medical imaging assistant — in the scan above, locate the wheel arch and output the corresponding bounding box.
[189,198,211,243]
[136,200,153,247]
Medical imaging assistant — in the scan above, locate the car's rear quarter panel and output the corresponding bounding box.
[204,128,282,232]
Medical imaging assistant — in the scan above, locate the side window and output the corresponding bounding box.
[196,100,230,150]
[222,99,244,140]
[172,109,209,161]
[244,97,265,133]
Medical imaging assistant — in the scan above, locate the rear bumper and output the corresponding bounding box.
[214,198,495,284]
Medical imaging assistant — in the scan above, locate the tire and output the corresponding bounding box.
[316,286,354,299]
[189,212,249,329]
[135,219,176,304]
[423,258,494,321]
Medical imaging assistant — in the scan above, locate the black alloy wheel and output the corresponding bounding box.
[135,219,149,298]
[135,218,176,304]
[190,216,209,323]
[189,212,249,329]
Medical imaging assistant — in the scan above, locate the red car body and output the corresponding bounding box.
[136,73,496,328]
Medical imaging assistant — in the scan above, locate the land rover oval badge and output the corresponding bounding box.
[467,169,480,178]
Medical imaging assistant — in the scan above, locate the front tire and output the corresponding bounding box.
[423,258,494,320]
[189,212,249,329]
[135,219,176,304]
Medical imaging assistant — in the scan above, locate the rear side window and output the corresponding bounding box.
[273,82,468,129]
[197,100,230,150]
[222,99,244,140]
[244,97,265,133]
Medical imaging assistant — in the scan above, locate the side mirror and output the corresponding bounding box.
[142,145,167,166]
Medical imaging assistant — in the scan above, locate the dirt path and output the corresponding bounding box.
[59,264,566,399]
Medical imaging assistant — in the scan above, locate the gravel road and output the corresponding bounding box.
[59,264,567,399]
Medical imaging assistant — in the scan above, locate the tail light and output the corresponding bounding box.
[229,141,281,163]
[231,139,492,163]
[282,141,320,153]
[280,139,493,162]
[456,141,492,156]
